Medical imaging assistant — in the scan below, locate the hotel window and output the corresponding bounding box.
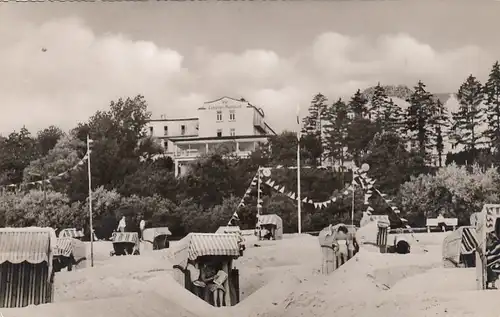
[229,110,236,121]
[149,126,153,135]
[163,126,168,136]
[216,111,223,122]
[181,125,186,135]
[163,140,168,151]
[230,128,236,136]
[217,129,222,137]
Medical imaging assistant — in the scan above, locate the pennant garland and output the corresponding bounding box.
[262,176,353,209]
[356,170,427,252]
[0,152,91,192]
[229,169,260,225]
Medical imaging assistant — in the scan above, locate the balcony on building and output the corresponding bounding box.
[170,135,267,160]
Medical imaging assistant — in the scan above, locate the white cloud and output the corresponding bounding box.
[0,16,494,135]
[0,16,187,134]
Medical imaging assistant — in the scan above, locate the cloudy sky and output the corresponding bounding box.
[0,1,499,135]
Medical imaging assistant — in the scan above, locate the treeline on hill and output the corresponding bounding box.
[3,62,500,238]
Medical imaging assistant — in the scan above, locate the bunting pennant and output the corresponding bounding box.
[366,206,374,215]
[261,176,354,209]
[0,151,91,192]
[364,194,371,205]
[355,170,407,228]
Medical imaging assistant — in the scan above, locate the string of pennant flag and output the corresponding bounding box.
[0,151,90,192]
[228,165,367,224]
[353,168,401,215]
[227,164,404,225]
[262,177,355,209]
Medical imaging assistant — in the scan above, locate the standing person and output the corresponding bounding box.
[335,225,349,266]
[139,218,146,240]
[117,216,126,233]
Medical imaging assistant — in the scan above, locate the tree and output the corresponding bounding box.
[0,127,40,185]
[363,132,422,194]
[484,61,500,156]
[345,118,378,166]
[381,98,405,135]
[405,81,438,162]
[449,75,484,163]
[23,134,85,193]
[0,190,84,229]
[349,89,369,119]
[69,95,154,201]
[432,99,449,167]
[399,164,500,226]
[37,126,65,156]
[323,98,350,168]
[302,93,328,165]
[346,90,377,165]
[302,93,328,134]
[368,83,388,122]
[181,151,240,209]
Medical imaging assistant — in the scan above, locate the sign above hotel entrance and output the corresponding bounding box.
[206,98,244,110]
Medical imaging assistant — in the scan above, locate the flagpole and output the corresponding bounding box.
[87,135,94,268]
[351,169,355,227]
[296,105,302,234]
[257,167,262,216]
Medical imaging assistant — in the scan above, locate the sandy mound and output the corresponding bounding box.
[4,292,201,317]
[231,233,446,317]
[9,231,495,317]
[235,235,321,300]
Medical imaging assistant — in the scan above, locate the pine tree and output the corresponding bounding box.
[302,93,328,134]
[302,93,328,165]
[349,89,369,119]
[405,81,437,162]
[323,98,350,168]
[484,61,500,153]
[449,75,484,162]
[369,83,388,122]
[431,99,449,167]
[381,98,405,135]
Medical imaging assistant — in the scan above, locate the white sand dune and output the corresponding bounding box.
[5,231,500,317]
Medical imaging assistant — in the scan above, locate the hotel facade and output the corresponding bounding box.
[146,96,277,176]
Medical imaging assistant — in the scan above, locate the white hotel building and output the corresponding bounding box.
[147,96,277,176]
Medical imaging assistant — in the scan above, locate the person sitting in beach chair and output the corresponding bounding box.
[261,228,272,240]
[205,266,228,307]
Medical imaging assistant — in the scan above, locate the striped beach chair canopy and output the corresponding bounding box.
[215,226,241,234]
[142,227,172,244]
[442,226,478,267]
[58,228,84,239]
[54,238,75,257]
[111,232,139,245]
[0,227,57,265]
[171,233,241,269]
[257,214,282,227]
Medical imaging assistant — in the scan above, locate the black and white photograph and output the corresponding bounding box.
[1,1,500,316]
